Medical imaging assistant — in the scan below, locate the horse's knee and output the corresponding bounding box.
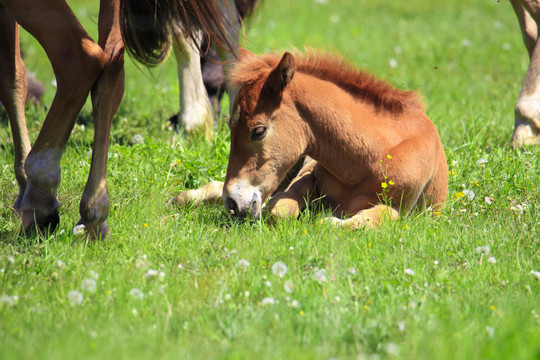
[515,97,540,129]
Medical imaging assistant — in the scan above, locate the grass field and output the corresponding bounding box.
[1,0,539,359]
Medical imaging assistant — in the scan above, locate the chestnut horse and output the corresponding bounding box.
[0,0,238,239]
[175,49,448,228]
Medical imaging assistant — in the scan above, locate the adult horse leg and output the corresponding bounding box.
[78,0,124,239]
[172,29,214,140]
[2,0,106,232]
[511,0,540,147]
[0,5,31,212]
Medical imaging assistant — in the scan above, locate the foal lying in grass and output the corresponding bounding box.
[173,49,448,228]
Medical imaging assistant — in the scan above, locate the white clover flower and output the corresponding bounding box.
[261,297,275,306]
[531,270,540,280]
[237,259,251,268]
[398,321,405,332]
[434,260,439,265]
[290,299,299,309]
[485,196,493,205]
[145,269,158,279]
[67,290,84,306]
[476,245,491,255]
[129,288,144,300]
[272,261,288,278]
[389,58,398,68]
[284,280,294,293]
[511,204,526,214]
[81,278,97,293]
[347,267,357,275]
[224,294,232,301]
[57,260,66,268]
[312,269,328,283]
[7,256,15,264]
[487,257,497,264]
[462,189,475,201]
[404,268,415,276]
[73,224,86,236]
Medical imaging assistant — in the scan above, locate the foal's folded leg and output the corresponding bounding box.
[324,205,399,230]
[170,181,224,206]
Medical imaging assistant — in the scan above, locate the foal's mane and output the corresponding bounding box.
[229,50,424,114]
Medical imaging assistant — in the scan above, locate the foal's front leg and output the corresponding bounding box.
[170,181,224,206]
[325,205,399,230]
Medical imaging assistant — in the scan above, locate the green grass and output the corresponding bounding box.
[1,0,539,359]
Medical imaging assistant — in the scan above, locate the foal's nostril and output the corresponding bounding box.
[226,197,239,216]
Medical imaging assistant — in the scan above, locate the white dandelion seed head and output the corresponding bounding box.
[57,260,66,268]
[0,294,18,307]
[462,38,471,47]
[389,58,399,68]
[67,290,84,306]
[347,267,357,275]
[385,343,400,357]
[487,257,497,264]
[129,288,144,300]
[290,299,299,308]
[476,245,491,255]
[272,261,288,278]
[132,134,144,145]
[394,45,403,54]
[312,269,328,283]
[531,270,540,280]
[81,278,97,293]
[398,321,405,332]
[224,293,232,301]
[404,268,415,276]
[434,260,439,265]
[261,297,275,306]
[145,269,158,279]
[463,189,475,201]
[88,270,99,280]
[486,326,495,338]
[7,256,15,264]
[264,281,272,288]
[73,224,86,236]
[237,259,251,268]
[284,280,294,293]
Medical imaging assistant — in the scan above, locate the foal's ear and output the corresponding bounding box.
[267,52,295,94]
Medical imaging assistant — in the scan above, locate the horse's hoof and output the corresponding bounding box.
[20,207,60,235]
[76,220,110,241]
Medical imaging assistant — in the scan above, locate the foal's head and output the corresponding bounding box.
[223,50,306,218]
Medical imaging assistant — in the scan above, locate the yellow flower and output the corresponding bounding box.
[381,182,388,189]
[389,180,395,186]
[455,192,465,199]
[387,154,392,159]
[143,223,148,227]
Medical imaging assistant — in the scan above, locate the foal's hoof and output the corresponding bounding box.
[511,121,540,148]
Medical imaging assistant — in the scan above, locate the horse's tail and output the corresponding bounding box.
[119,0,239,67]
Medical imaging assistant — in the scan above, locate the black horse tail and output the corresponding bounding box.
[119,0,239,67]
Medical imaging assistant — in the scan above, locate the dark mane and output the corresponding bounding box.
[229,50,424,114]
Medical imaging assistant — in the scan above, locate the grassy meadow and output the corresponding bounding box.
[1,0,539,358]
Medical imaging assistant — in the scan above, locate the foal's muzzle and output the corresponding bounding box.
[223,182,262,219]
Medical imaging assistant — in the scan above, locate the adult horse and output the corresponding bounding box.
[175,49,448,228]
[0,0,238,239]
[511,0,540,147]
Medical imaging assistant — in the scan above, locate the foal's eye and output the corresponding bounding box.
[250,126,268,141]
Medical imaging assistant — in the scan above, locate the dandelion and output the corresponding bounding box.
[312,269,328,283]
[237,259,251,268]
[132,134,144,145]
[129,288,144,300]
[487,257,497,264]
[224,294,232,301]
[7,256,15,264]
[264,281,272,288]
[67,290,84,306]
[290,299,299,309]
[145,269,158,279]
[389,58,398,68]
[284,280,294,293]
[434,260,439,265]
[73,224,86,236]
[261,297,275,306]
[531,270,540,280]
[398,321,405,332]
[404,268,415,276]
[385,343,400,357]
[272,261,288,278]
[57,260,66,268]
[0,294,18,307]
[81,278,97,293]
[462,38,471,47]
[88,270,99,280]
[476,245,491,255]
[462,189,475,201]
